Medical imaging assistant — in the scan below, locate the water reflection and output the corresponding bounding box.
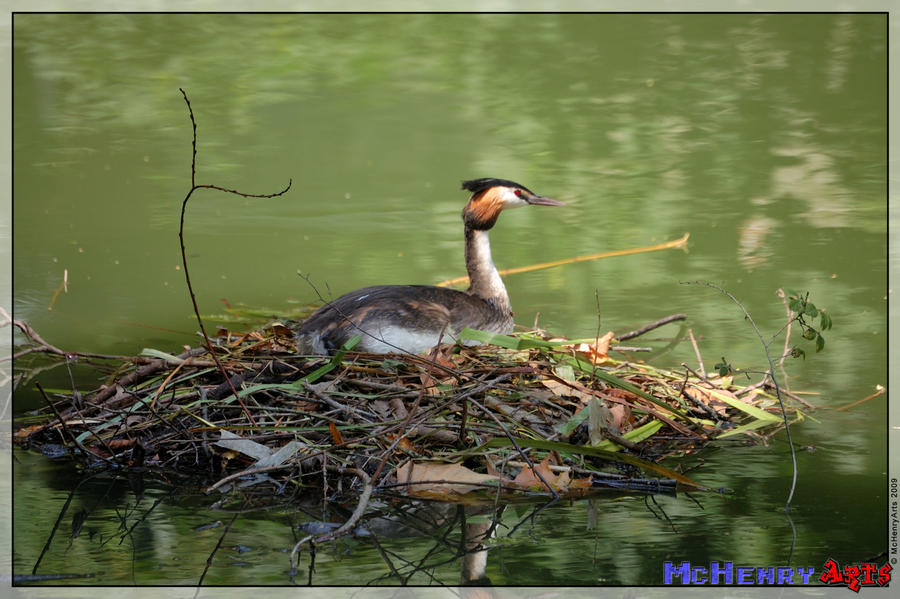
[16,448,692,586]
[770,145,854,229]
[737,215,777,270]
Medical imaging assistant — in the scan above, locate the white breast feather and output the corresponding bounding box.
[359,325,459,354]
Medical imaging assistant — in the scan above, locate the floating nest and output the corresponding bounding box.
[13,316,813,510]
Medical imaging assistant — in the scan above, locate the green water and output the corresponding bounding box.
[11,13,887,586]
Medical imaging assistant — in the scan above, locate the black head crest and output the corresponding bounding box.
[461,178,533,195]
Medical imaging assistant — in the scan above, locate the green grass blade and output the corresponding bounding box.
[302,334,360,384]
[591,419,665,451]
[239,334,361,397]
[140,348,184,362]
[459,328,556,350]
[715,418,774,439]
[706,388,781,422]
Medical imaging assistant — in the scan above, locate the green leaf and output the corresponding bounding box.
[591,419,665,451]
[788,299,804,312]
[802,328,817,340]
[815,334,825,353]
[555,406,589,436]
[459,328,555,350]
[140,348,184,362]
[803,303,818,317]
[714,358,732,377]
[458,328,520,349]
[704,388,781,422]
[554,364,576,381]
[819,312,833,330]
[716,418,777,439]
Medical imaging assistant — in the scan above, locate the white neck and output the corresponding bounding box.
[464,228,510,312]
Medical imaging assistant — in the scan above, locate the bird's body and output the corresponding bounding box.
[294,284,512,354]
[294,178,563,354]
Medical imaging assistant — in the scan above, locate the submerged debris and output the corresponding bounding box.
[13,319,811,507]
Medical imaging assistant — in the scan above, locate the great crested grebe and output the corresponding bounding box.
[294,178,564,354]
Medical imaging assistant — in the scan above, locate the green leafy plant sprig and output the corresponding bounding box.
[785,289,832,357]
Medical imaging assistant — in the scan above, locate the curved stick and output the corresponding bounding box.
[616,313,687,342]
[177,88,291,426]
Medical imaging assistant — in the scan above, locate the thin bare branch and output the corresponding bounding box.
[617,313,687,341]
[177,88,292,426]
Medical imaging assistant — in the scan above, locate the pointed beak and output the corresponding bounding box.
[526,195,565,207]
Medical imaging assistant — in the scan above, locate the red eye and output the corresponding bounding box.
[514,189,522,197]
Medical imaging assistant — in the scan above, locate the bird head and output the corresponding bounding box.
[461,178,564,230]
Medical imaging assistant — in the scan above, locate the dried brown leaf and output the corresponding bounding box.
[419,372,441,397]
[565,331,614,364]
[511,456,559,492]
[569,474,594,489]
[14,424,45,440]
[395,461,502,497]
[541,379,594,403]
[509,456,593,493]
[685,385,730,416]
[609,403,632,431]
[384,433,415,453]
[106,438,136,450]
[328,422,344,445]
[268,322,293,337]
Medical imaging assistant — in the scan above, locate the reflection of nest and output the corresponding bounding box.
[14,317,812,514]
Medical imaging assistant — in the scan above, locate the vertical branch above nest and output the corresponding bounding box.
[177,88,292,425]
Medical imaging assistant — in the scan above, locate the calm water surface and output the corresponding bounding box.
[10,13,887,586]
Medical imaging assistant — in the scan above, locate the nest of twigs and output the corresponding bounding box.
[14,317,812,508]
